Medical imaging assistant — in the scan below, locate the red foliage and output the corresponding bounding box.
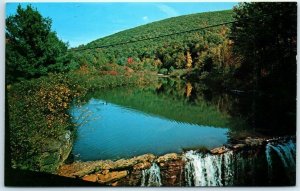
[108,70,118,76]
[127,57,133,64]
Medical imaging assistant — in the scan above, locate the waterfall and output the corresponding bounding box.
[141,163,162,186]
[265,143,273,182]
[223,151,234,186]
[184,150,234,186]
[184,139,296,186]
[266,140,296,169]
[265,139,296,183]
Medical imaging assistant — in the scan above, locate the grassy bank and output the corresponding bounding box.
[7,64,156,172]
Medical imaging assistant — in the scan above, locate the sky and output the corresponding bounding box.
[6,2,238,48]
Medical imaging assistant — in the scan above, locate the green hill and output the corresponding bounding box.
[72,9,234,74]
[88,10,233,46]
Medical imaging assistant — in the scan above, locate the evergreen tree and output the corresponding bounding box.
[230,2,297,92]
[6,5,70,83]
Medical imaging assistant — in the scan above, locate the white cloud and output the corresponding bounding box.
[157,4,179,17]
[142,16,149,21]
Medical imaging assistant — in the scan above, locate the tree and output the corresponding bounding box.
[230,2,297,92]
[6,5,69,83]
[186,51,192,69]
[230,2,297,134]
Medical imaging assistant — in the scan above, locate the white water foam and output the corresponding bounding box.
[141,163,162,186]
[184,150,234,186]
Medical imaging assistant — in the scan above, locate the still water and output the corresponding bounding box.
[69,78,295,185]
[71,98,228,161]
[70,79,233,161]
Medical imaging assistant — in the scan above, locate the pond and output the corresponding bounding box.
[70,78,295,161]
[70,79,235,161]
[71,99,228,161]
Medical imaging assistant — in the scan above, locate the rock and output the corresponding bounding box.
[159,159,185,186]
[116,169,142,186]
[111,154,155,170]
[101,162,114,170]
[210,146,229,154]
[233,144,246,150]
[111,181,118,186]
[98,171,128,184]
[133,162,151,170]
[39,152,60,173]
[82,174,98,182]
[244,137,265,146]
[41,139,62,152]
[40,164,58,173]
[101,169,110,175]
[67,161,106,177]
[134,154,156,163]
[113,159,135,170]
[58,153,155,178]
[156,153,179,163]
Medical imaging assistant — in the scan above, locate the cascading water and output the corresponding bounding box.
[265,139,296,184]
[184,150,234,186]
[184,139,296,186]
[141,163,162,186]
[139,139,295,187]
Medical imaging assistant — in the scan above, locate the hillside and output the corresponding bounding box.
[72,10,234,75]
[88,10,233,47]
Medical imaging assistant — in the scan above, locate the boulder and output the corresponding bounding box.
[41,139,62,152]
[159,159,185,186]
[111,153,155,170]
[60,161,107,177]
[82,174,98,182]
[244,137,265,146]
[111,181,119,186]
[210,146,229,154]
[232,144,246,150]
[98,171,128,184]
[156,153,179,163]
[133,162,151,170]
[116,169,143,186]
[39,152,60,173]
[101,169,110,175]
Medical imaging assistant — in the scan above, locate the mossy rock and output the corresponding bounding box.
[39,152,60,173]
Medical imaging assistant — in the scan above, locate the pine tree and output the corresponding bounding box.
[6,5,69,83]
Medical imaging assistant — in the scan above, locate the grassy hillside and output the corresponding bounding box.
[72,10,235,76]
[88,10,233,47]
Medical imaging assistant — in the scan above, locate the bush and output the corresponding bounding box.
[159,68,168,75]
[8,69,156,172]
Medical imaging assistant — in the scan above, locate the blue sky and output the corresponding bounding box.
[6,2,238,47]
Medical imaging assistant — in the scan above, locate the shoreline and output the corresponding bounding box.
[57,136,295,186]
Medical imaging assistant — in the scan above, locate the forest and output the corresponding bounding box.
[6,2,296,176]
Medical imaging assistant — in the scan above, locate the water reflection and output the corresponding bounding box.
[71,77,296,161]
[71,99,229,161]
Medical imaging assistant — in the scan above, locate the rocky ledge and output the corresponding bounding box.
[57,136,275,186]
[58,152,183,186]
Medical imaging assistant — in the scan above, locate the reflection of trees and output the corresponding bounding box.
[185,82,193,98]
[155,78,256,135]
